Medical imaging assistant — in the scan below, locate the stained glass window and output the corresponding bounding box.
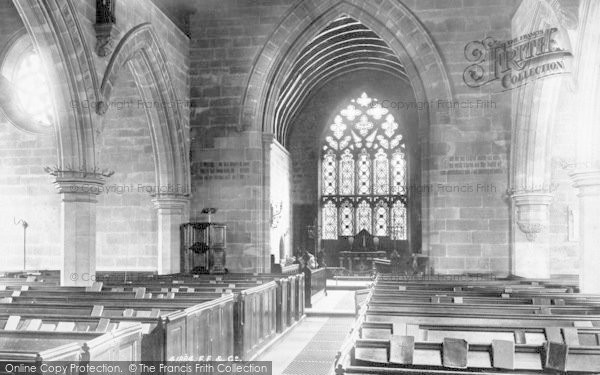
[14,51,53,126]
[357,150,371,195]
[339,201,354,236]
[374,200,388,236]
[356,200,372,233]
[339,150,354,195]
[322,200,337,240]
[322,150,336,195]
[391,150,406,195]
[374,149,389,195]
[391,201,407,240]
[320,92,408,240]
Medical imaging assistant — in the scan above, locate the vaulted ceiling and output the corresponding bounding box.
[276,15,408,144]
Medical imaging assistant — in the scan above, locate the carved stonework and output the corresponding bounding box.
[94,1,119,57]
[517,222,545,241]
[511,192,553,242]
[44,165,114,179]
[94,23,120,58]
[570,170,600,196]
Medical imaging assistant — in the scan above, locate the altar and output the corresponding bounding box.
[337,229,387,272]
[338,250,387,272]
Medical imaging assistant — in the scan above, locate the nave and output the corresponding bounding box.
[2,0,600,373]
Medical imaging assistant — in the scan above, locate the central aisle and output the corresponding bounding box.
[256,290,356,375]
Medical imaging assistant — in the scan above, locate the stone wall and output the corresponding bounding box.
[190,131,267,272]
[0,117,60,271]
[95,69,157,270]
[412,0,516,274]
[0,3,60,271]
[188,1,292,272]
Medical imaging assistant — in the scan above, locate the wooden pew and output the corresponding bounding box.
[371,287,600,300]
[0,295,235,361]
[0,322,142,362]
[100,275,281,359]
[358,321,600,346]
[376,274,579,287]
[101,273,305,331]
[370,291,600,306]
[343,338,600,372]
[1,271,296,361]
[367,301,600,316]
[0,301,177,318]
[234,281,278,360]
[99,272,304,327]
[334,275,600,373]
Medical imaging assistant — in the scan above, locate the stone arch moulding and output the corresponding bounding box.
[239,0,454,137]
[509,0,573,242]
[12,0,101,171]
[98,23,190,195]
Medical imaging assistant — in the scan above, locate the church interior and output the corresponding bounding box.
[1,0,600,373]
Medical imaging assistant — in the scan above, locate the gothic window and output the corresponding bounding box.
[0,33,54,133]
[339,200,354,236]
[321,92,408,240]
[322,200,338,239]
[13,51,53,126]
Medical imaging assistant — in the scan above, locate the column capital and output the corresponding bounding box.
[510,191,554,206]
[151,194,189,212]
[570,169,600,194]
[53,173,106,202]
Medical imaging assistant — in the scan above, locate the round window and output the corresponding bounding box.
[0,31,54,133]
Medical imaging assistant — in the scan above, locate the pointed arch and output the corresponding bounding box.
[98,23,190,194]
[240,0,454,137]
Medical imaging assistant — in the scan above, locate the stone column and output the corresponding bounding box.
[570,171,600,293]
[152,194,189,275]
[54,174,105,286]
[511,192,553,278]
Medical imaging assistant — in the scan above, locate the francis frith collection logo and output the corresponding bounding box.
[463,27,572,90]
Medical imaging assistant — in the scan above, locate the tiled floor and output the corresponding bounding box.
[307,290,355,314]
[326,279,372,289]
[256,291,356,375]
[257,316,354,375]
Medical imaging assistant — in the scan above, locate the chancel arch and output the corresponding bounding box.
[239,1,453,272]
